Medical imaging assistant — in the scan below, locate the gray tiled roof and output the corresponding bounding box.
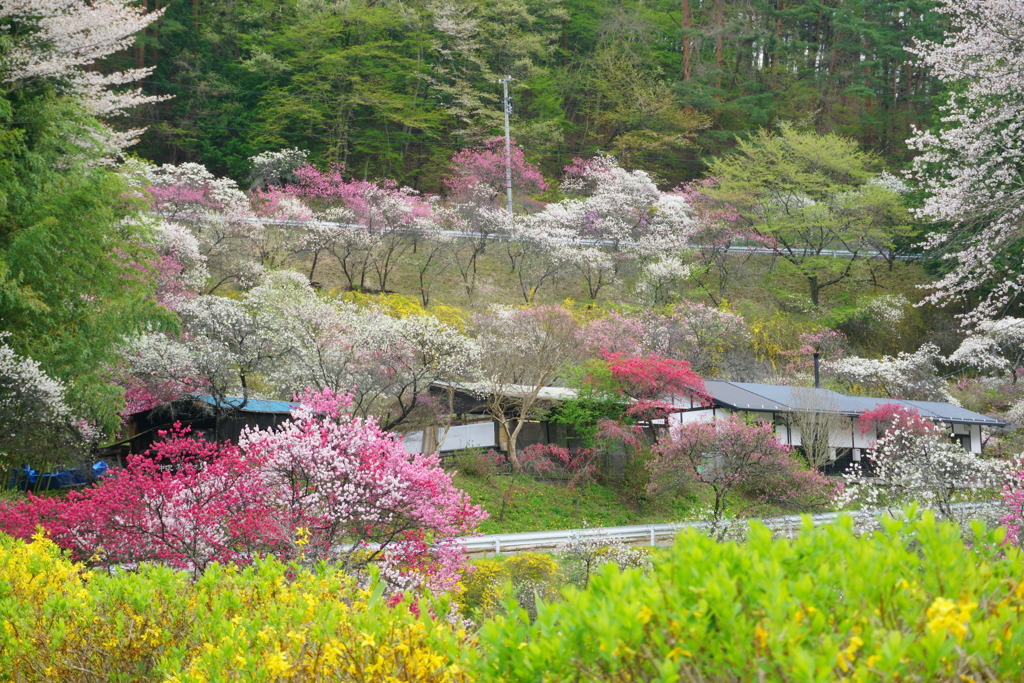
[704,381,1005,427]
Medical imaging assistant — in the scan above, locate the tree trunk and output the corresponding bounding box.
[503,419,524,473]
[809,275,820,307]
[715,0,724,89]
[682,0,692,81]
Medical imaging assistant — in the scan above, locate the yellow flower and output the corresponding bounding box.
[926,596,977,642]
[265,651,291,677]
[753,625,769,651]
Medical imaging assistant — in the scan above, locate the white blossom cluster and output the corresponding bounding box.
[866,171,910,195]
[838,424,1012,522]
[824,342,956,403]
[1,0,167,151]
[557,527,652,590]
[0,334,98,466]
[126,271,479,431]
[518,154,697,298]
[908,0,1024,322]
[248,148,309,189]
[947,317,1024,380]
[946,335,1009,376]
[636,257,692,305]
[863,293,910,326]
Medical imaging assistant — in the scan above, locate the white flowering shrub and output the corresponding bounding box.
[948,317,1024,381]
[0,335,97,471]
[636,256,692,305]
[867,171,910,195]
[864,293,910,326]
[248,148,308,189]
[557,528,652,590]
[838,410,1012,522]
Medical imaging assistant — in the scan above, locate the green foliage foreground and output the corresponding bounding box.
[3,511,1024,682]
[468,510,1024,682]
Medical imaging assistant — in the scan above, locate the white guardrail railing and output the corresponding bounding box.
[456,502,1004,556]
[156,213,919,261]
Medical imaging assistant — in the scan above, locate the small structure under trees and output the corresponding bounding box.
[404,379,1003,476]
[118,396,296,460]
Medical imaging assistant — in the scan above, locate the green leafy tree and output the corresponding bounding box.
[706,126,914,306]
[0,92,171,434]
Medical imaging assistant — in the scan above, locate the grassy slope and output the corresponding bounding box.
[310,242,933,314]
[452,473,701,534]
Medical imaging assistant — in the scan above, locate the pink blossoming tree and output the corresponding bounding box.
[0,389,486,592]
[647,415,836,532]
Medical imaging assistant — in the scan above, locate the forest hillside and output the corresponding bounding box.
[115,0,944,188]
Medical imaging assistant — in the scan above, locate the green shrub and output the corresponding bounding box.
[448,447,494,478]
[464,510,1024,682]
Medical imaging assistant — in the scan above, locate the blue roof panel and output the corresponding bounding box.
[196,395,298,414]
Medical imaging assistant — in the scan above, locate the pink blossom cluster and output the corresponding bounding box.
[0,388,486,592]
[1001,467,1024,547]
[445,137,548,200]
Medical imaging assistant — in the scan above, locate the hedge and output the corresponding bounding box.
[466,510,1024,682]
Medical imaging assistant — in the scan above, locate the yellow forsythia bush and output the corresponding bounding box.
[458,553,559,615]
[0,534,466,683]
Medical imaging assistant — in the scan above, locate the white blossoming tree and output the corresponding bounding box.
[838,406,1012,521]
[948,318,1024,382]
[1,0,166,152]
[908,0,1024,322]
[0,335,98,473]
[533,155,698,300]
[824,343,954,403]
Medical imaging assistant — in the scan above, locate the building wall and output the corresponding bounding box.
[403,421,498,454]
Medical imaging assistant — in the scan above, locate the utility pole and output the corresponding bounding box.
[499,75,514,217]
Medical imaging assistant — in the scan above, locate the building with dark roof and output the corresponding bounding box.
[669,381,1003,473]
[119,395,297,458]
[405,381,1002,475]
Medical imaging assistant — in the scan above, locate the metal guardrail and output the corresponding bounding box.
[155,212,919,261]
[456,502,1004,556]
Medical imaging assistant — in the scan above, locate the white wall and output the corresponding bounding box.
[438,421,497,452]
[403,431,424,454]
[403,422,498,454]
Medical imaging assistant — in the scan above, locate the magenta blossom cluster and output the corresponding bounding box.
[0,388,486,592]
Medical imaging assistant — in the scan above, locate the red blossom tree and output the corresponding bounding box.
[0,426,278,576]
[857,402,935,439]
[0,389,486,592]
[595,351,706,429]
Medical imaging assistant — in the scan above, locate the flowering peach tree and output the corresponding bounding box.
[647,415,835,530]
[839,404,1012,521]
[0,389,486,591]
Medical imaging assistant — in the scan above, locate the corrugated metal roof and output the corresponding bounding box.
[897,399,1003,425]
[196,395,298,414]
[436,382,579,402]
[704,381,1004,427]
